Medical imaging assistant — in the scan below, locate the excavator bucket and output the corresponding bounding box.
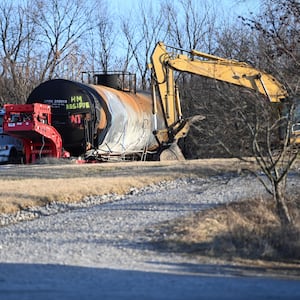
[159,143,185,161]
[159,114,206,161]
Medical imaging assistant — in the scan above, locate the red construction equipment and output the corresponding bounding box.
[3,103,65,163]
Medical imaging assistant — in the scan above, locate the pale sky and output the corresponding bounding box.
[111,0,261,16]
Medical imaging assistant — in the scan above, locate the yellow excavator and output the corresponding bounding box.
[149,41,299,158]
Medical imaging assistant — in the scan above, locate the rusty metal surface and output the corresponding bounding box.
[92,85,165,156]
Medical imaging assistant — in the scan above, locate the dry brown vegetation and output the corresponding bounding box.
[0,163,174,213]
[0,176,171,213]
[150,196,300,273]
[0,159,243,213]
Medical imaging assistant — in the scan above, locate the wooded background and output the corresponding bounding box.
[0,0,299,158]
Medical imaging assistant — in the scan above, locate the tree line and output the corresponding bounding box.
[0,0,273,103]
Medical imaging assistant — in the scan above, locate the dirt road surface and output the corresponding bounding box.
[0,160,300,299]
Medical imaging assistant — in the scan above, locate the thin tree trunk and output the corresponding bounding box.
[274,180,292,226]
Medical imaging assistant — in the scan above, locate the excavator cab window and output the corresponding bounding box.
[281,99,300,135]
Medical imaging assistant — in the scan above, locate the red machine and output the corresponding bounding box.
[3,103,67,163]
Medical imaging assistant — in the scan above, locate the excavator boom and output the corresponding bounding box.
[169,49,288,103]
[151,41,287,104]
[149,42,290,147]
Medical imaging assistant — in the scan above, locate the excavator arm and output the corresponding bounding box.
[172,47,288,103]
[149,41,289,146]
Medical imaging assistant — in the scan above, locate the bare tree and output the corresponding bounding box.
[215,20,258,64]
[82,1,118,74]
[162,0,217,52]
[216,87,298,226]
[29,0,93,81]
[236,0,300,225]
[120,1,167,89]
[0,2,35,103]
[184,75,298,227]
[185,0,300,225]
[0,0,93,103]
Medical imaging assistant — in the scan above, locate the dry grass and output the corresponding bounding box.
[0,175,176,214]
[0,158,248,214]
[152,196,300,267]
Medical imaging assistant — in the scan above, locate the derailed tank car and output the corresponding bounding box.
[26,75,165,161]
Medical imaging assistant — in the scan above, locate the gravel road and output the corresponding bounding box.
[1,174,300,300]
